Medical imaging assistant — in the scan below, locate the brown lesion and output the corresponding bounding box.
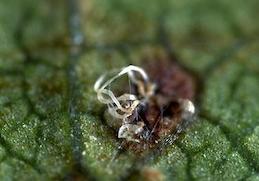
[112,55,197,153]
[144,54,196,101]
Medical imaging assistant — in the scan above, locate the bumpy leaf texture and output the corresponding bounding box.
[0,0,259,180]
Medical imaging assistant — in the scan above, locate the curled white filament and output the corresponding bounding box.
[94,65,150,120]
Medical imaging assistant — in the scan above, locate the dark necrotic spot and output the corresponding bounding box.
[144,55,196,100]
[118,55,197,153]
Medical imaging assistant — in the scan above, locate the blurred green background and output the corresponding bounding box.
[0,0,259,180]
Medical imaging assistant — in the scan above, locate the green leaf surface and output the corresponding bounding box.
[0,0,259,180]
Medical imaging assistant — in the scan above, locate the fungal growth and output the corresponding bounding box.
[94,64,195,151]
